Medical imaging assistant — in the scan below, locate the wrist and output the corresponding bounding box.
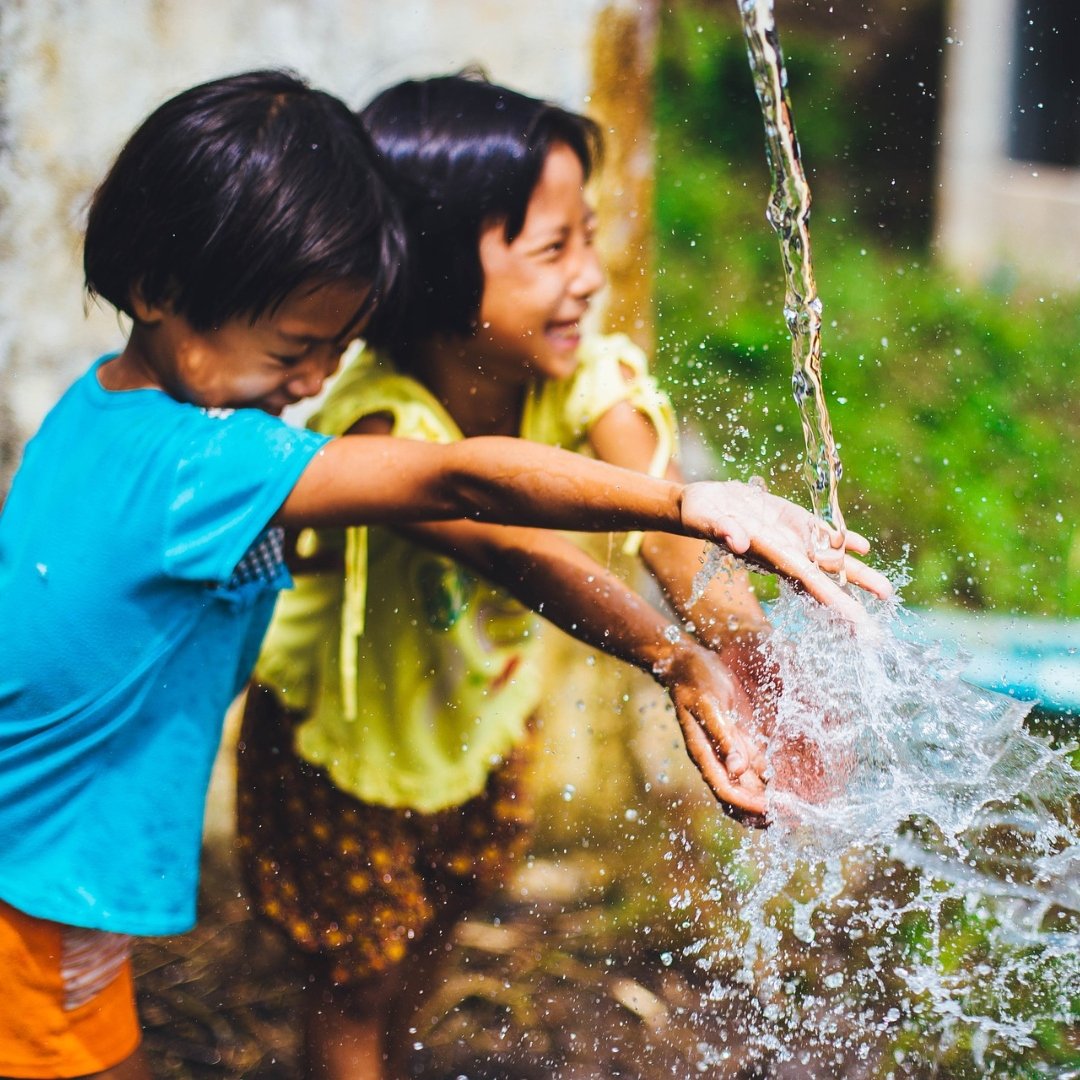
[647,627,707,688]
[697,614,772,652]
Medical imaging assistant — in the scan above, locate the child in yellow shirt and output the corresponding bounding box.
[236,72,891,1080]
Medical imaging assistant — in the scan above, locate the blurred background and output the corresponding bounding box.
[2,1,1078,1075]
[655,0,1080,624]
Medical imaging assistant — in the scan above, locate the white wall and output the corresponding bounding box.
[936,0,1080,289]
[0,0,652,484]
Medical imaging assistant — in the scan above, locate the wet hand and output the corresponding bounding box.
[657,642,769,826]
[679,480,893,623]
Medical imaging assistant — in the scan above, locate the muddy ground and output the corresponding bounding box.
[133,846,741,1080]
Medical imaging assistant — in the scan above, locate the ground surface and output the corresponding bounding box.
[133,848,736,1080]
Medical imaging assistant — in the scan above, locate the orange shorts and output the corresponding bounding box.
[0,899,141,1078]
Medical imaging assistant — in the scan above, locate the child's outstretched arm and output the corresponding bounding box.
[587,400,891,628]
[278,433,891,621]
[390,514,768,822]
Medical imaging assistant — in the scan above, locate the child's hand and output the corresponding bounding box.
[679,480,892,622]
[655,641,769,826]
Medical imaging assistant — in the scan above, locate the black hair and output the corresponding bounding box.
[358,71,602,352]
[85,69,406,333]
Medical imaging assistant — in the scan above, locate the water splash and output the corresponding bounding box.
[692,586,1080,1073]
[736,0,844,542]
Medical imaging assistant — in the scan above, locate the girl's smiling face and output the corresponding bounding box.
[471,142,605,383]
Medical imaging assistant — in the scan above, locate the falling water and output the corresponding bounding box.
[668,2,1080,1073]
[689,589,1080,1074]
[736,0,844,539]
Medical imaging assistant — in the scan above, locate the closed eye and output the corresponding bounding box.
[528,227,570,260]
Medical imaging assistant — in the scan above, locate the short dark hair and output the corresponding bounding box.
[85,69,406,333]
[359,71,602,352]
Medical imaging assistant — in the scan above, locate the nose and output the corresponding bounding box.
[570,242,605,301]
[286,351,341,401]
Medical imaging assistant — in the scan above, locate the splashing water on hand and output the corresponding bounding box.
[693,584,1080,1071]
[669,4,1080,1069]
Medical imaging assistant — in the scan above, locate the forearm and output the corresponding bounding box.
[279,434,685,534]
[405,519,686,677]
[401,518,766,815]
[441,437,691,534]
[280,433,892,621]
[640,531,771,650]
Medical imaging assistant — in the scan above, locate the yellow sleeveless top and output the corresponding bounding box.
[254,333,677,812]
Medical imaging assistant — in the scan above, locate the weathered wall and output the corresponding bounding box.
[0,0,659,492]
[589,3,657,350]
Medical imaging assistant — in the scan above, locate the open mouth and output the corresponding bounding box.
[545,320,582,350]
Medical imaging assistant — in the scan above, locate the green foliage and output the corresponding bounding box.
[655,3,1080,617]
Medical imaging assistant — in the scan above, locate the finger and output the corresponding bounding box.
[676,707,731,791]
[818,522,848,551]
[811,541,849,576]
[842,528,871,556]
[678,709,769,819]
[747,737,769,777]
[760,526,894,621]
[726,746,748,776]
[696,703,748,776]
[803,577,868,624]
[697,702,756,778]
[843,555,894,599]
[733,762,767,797]
[756,540,870,623]
[714,517,750,555]
[717,778,770,826]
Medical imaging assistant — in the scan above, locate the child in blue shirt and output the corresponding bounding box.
[0,70,888,1079]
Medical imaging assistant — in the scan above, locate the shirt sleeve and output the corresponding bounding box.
[163,408,331,582]
[565,335,681,557]
[563,334,680,478]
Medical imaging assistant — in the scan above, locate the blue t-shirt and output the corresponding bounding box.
[0,357,330,935]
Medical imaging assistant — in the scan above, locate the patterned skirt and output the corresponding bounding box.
[235,684,535,989]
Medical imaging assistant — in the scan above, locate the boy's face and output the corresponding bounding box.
[472,142,605,384]
[127,281,369,414]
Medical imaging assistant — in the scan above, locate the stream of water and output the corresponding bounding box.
[736,0,844,540]
[684,3,1080,1073]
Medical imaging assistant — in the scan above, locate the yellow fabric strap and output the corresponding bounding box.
[340,526,367,721]
[306,341,462,722]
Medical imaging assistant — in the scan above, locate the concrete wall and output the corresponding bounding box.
[0,0,658,492]
[935,0,1080,289]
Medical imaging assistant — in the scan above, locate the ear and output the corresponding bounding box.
[129,281,167,326]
